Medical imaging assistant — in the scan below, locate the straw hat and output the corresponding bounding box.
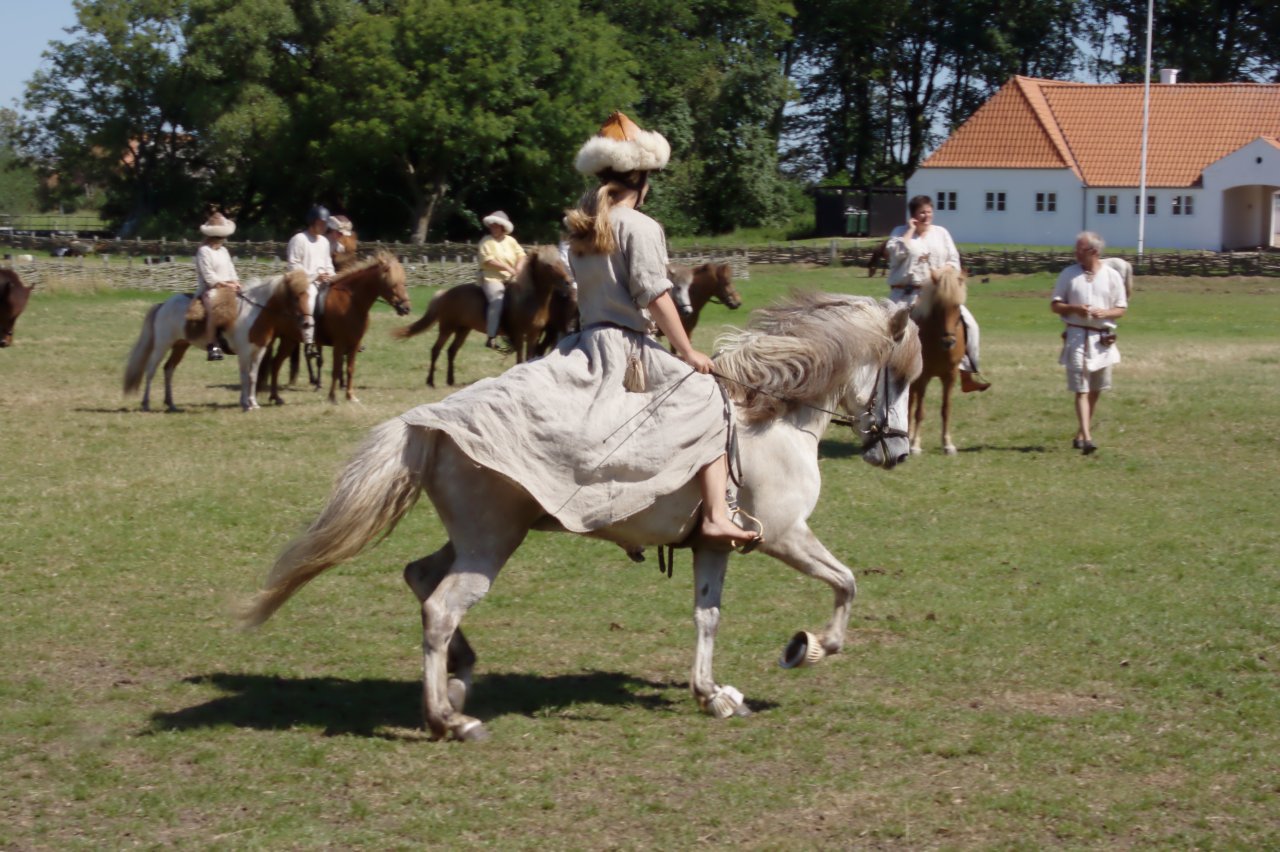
[199,211,235,238]
[326,214,353,236]
[482,211,514,234]
[574,111,671,176]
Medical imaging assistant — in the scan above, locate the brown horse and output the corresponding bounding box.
[263,251,411,404]
[1,268,34,347]
[907,266,967,455]
[866,239,890,277]
[666,261,743,336]
[394,245,571,387]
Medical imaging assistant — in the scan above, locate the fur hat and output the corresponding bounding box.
[482,211,514,234]
[199,211,235,238]
[326,214,353,236]
[575,111,671,176]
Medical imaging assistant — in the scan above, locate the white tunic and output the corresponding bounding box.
[401,206,727,533]
[286,231,335,282]
[885,224,960,298]
[195,244,238,297]
[1053,263,1128,372]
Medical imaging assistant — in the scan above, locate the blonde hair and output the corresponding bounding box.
[564,170,648,257]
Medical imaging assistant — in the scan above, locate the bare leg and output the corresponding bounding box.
[698,455,759,547]
[1074,391,1093,442]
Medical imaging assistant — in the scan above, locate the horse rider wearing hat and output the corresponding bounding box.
[325,213,357,270]
[477,210,527,348]
[287,205,337,369]
[400,111,760,551]
[195,211,242,361]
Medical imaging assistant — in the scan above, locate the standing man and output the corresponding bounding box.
[477,210,527,348]
[886,194,990,392]
[1051,232,1128,455]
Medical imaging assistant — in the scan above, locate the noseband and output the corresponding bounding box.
[857,364,909,459]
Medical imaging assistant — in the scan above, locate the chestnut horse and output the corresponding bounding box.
[907,266,968,455]
[393,246,571,387]
[263,251,411,404]
[1,268,34,347]
[122,270,313,412]
[667,262,743,336]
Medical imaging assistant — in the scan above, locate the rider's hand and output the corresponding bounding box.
[681,349,714,374]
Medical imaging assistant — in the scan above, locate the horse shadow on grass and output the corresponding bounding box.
[146,670,751,738]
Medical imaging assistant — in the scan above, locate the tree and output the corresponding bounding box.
[0,109,41,214]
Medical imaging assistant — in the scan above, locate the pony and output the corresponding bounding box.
[906,266,968,455]
[866,239,890,277]
[532,282,580,357]
[122,270,313,412]
[667,262,743,336]
[1,268,34,347]
[241,292,921,742]
[1103,257,1133,299]
[262,251,411,405]
[393,246,571,387]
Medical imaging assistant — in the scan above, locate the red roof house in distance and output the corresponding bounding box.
[906,74,1280,250]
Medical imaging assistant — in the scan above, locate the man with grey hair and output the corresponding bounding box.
[1051,231,1128,454]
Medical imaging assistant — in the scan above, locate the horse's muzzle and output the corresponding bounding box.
[394,300,412,317]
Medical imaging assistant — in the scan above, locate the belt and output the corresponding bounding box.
[1064,322,1109,332]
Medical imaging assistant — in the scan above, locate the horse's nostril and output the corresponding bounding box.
[895,453,909,467]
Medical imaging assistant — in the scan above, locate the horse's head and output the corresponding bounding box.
[372,251,412,316]
[667,264,694,318]
[528,246,573,297]
[281,269,315,344]
[849,304,919,469]
[708,262,742,310]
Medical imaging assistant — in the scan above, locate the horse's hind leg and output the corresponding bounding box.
[690,548,750,718]
[446,330,470,386]
[404,542,475,713]
[940,374,957,455]
[763,521,859,670]
[908,381,927,455]
[161,344,189,412]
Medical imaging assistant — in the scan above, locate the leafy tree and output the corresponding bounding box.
[0,109,41,215]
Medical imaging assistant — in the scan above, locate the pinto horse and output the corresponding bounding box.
[263,251,411,405]
[667,262,743,336]
[393,246,571,387]
[242,292,920,742]
[122,270,313,412]
[1,268,34,347]
[907,266,968,455]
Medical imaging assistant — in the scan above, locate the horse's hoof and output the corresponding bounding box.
[909,445,923,455]
[706,685,747,719]
[944,445,958,456]
[780,631,827,669]
[452,717,489,742]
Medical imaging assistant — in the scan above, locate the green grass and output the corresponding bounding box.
[1,269,1277,847]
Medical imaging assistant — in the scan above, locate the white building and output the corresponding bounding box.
[907,76,1280,251]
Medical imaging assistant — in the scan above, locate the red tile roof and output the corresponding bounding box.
[920,76,1280,188]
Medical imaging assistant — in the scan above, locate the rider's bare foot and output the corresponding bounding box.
[700,515,760,550]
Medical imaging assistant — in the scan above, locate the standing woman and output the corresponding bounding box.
[402,111,758,549]
[477,210,527,348]
[885,195,990,392]
[194,211,242,361]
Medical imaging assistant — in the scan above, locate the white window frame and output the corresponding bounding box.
[1172,195,1195,215]
[985,191,1006,212]
[935,191,957,211]
[1134,195,1156,215]
[1096,194,1118,215]
[1035,192,1057,213]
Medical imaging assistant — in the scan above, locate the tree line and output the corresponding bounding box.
[14,0,1278,243]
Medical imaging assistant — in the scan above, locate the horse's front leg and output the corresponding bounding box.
[344,346,359,402]
[690,548,751,718]
[161,343,188,413]
[908,381,926,455]
[239,342,268,411]
[327,347,342,403]
[940,373,957,455]
[764,521,858,669]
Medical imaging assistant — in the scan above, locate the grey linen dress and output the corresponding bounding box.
[400,206,728,532]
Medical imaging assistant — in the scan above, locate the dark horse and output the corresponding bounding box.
[907,266,967,455]
[393,246,571,387]
[1,268,34,347]
[866,239,890,277]
[667,261,743,337]
[262,251,411,404]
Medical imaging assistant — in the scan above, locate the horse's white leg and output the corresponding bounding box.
[908,381,925,454]
[941,374,957,455]
[690,548,750,718]
[763,520,858,668]
[239,344,266,411]
[404,543,475,715]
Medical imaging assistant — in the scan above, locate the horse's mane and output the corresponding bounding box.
[332,249,405,289]
[911,266,966,322]
[513,245,567,291]
[713,291,898,424]
[0,268,25,289]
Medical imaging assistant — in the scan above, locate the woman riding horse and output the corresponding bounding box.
[194,211,242,361]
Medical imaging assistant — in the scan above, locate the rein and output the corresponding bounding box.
[236,289,311,327]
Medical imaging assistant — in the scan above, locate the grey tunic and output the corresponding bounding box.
[401,206,727,532]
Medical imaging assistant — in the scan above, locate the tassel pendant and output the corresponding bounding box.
[623,354,647,393]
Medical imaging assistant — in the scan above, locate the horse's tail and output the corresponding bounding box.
[241,418,432,628]
[391,291,445,340]
[122,303,162,394]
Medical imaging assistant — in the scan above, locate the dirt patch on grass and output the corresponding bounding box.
[977,689,1126,718]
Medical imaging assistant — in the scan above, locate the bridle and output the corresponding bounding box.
[237,289,315,337]
[852,363,909,459]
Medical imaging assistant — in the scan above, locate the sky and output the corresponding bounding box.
[0,0,79,112]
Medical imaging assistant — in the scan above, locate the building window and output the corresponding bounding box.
[1096,194,1117,215]
[935,191,957,211]
[1035,192,1057,212]
[985,191,1006,212]
[1172,195,1195,215]
[1134,195,1156,215]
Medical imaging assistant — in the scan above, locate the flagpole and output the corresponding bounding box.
[1137,0,1153,260]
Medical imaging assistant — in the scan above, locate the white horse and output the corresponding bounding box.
[242,293,921,742]
[123,271,314,412]
[1103,257,1133,299]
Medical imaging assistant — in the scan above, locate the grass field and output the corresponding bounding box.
[1,266,1278,848]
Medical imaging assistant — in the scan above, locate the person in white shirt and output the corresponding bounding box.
[287,205,337,368]
[886,195,990,392]
[194,211,241,361]
[1051,231,1128,455]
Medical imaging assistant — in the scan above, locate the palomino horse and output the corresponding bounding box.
[1,268,34,347]
[123,270,313,412]
[263,251,411,404]
[907,266,968,455]
[242,293,920,742]
[393,246,571,387]
[667,262,743,336]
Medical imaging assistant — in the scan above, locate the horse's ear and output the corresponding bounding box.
[889,305,911,342]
